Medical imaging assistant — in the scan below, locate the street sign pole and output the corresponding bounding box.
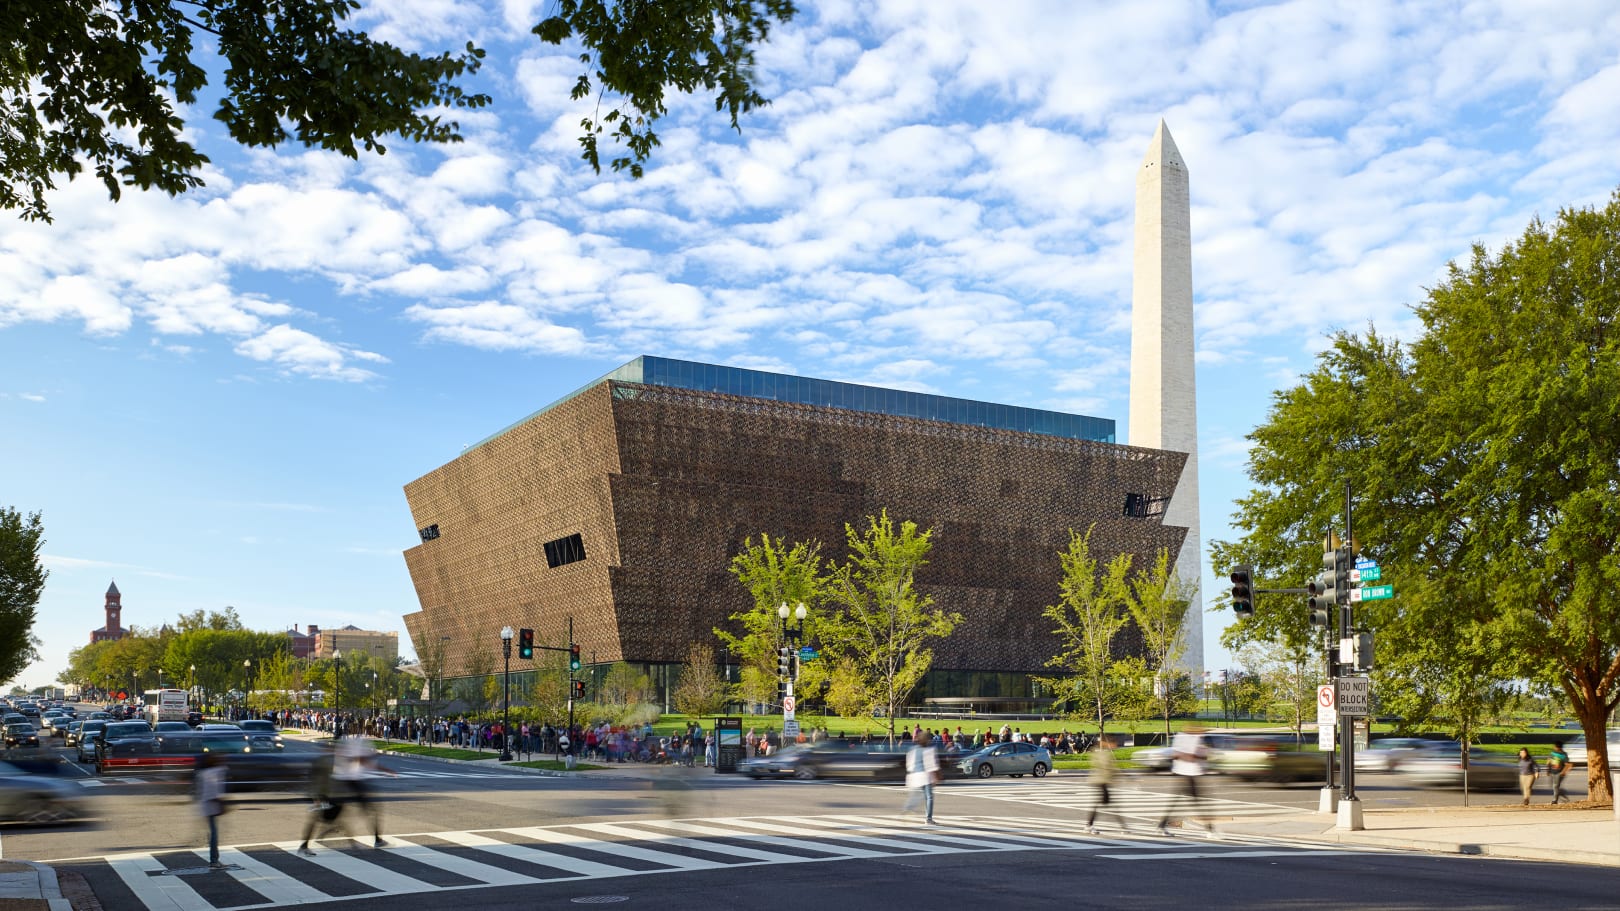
[1337,481,1363,831]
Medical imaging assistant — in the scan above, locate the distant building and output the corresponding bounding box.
[89,581,129,644]
[314,625,399,663]
[285,625,318,659]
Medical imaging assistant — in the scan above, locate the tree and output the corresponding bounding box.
[0,507,46,683]
[672,642,729,717]
[456,640,496,716]
[525,635,572,726]
[6,0,796,222]
[1212,190,1620,800]
[599,661,654,709]
[536,0,797,178]
[418,635,451,712]
[821,510,962,743]
[1125,547,1199,737]
[719,533,825,710]
[1040,526,1133,732]
[1236,639,1318,744]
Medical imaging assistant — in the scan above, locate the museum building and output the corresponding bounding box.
[400,355,1189,705]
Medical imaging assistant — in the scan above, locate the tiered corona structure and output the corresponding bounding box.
[402,357,1189,695]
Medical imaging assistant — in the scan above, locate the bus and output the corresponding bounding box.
[142,688,189,724]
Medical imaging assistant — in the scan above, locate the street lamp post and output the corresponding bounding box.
[188,664,195,709]
[777,602,807,742]
[499,626,514,762]
[333,649,343,738]
[242,658,252,718]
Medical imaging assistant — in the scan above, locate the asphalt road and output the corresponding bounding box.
[0,736,1600,910]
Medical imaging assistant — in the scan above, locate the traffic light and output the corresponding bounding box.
[571,679,585,699]
[569,643,581,672]
[1308,549,1338,627]
[1331,545,1352,592]
[778,646,792,677]
[1229,565,1255,618]
[518,628,534,660]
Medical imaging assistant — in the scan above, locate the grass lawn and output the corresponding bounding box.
[509,759,610,771]
[373,741,499,761]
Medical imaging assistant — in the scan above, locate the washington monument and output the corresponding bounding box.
[1129,120,1204,682]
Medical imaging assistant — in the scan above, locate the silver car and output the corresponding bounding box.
[1400,743,1519,790]
[0,761,84,824]
[1355,737,1434,773]
[958,741,1052,779]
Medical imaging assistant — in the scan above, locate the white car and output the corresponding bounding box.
[1355,737,1434,772]
[1562,731,1620,767]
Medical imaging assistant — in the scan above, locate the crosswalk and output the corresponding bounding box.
[933,779,1301,821]
[71,767,547,788]
[58,814,1372,911]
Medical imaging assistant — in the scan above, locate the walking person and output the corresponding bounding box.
[1517,747,1538,806]
[195,752,228,869]
[296,745,338,856]
[901,729,940,825]
[1086,736,1127,834]
[1547,741,1570,804]
[1157,726,1214,836]
[334,735,393,847]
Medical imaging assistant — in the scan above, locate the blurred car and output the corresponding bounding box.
[153,721,193,733]
[199,723,241,731]
[1213,737,1332,783]
[3,724,40,749]
[237,720,285,750]
[1562,731,1619,767]
[0,761,85,824]
[1,714,26,728]
[185,711,204,727]
[1400,743,1519,790]
[96,721,159,772]
[87,712,112,722]
[38,713,68,735]
[1355,737,1435,773]
[740,745,819,779]
[159,731,316,787]
[958,741,1052,779]
[62,721,84,746]
[75,721,109,762]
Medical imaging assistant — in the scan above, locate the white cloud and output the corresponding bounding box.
[234,325,388,382]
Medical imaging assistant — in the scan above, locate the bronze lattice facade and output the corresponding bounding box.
[402,361,1187,689]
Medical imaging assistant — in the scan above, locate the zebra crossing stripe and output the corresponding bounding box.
[373,836,537,885]
[571,822,808,864]
[504,826,727,871]
[265,840,429,894]
[829,815,1143,850]
[101,853,208,911]
[631,818,892,858]
[430,830,628,877]
[215,847,332,905]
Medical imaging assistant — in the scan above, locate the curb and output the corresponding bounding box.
[373,747,586,779]
[1316,830,1619,867]
[0,860,73,911]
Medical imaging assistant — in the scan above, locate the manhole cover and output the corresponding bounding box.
[571,897,629,905]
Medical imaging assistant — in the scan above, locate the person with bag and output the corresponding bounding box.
[195,752,228,869]
[901,732,940,825]
[1547,741,1570,804]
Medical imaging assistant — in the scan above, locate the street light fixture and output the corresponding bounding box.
[188,664,196,709]
[777,602,807,730]
[498,626,514,762]
[243,658,252,717]
[333,648,343,738]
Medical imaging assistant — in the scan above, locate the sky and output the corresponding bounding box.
[4,0,1620,691]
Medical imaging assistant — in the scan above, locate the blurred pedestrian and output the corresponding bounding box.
[901,730,939,825]
[296,745,337,856]
[1547,742,1569,804]
[1517,748,1538,806]
[1086,736,1127,834]
[1158,726,1213,836]
[334,735,392,846]
[195,752,228,869]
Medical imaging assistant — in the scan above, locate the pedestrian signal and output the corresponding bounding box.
[571,679,585,699]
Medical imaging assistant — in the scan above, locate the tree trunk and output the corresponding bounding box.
[1576,678,1613,802]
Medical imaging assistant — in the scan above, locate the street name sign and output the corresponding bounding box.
[1350,565,1381,582]
[798,647,820,661]
[1359,584,1393,601]
[1336,676,1371,717]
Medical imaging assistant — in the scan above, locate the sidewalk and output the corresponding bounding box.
[0,859,72,910]
[1222,803,1620,866]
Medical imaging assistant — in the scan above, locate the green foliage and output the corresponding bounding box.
[1125,547,1198,735]
[672,642,728,716]
[0,507,46,683]
[820,510,962,743]
[535,0,796,177]
[720,533,825,708]
[1212,189,1620,799]
[598,661,654,710]
[1040,526,1133,731]
[821,658,870,720]
[2,0,488,222]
